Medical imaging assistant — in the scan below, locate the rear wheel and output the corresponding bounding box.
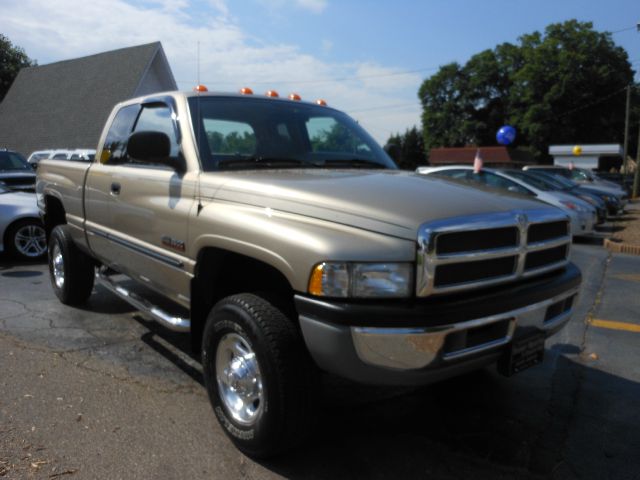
[5,219,47,260]
[48,225,95,305]
[202,293,318,457]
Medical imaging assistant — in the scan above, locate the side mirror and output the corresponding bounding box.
[127,131,184,172]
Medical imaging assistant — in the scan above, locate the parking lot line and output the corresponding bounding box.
[612,273,640,282]
[589,318,640,333]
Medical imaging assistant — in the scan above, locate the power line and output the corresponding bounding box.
[557,85,630,119]
[176,65,439,87]
[347,102,419,114]
[174,24,639,88]
[610,25,637,34]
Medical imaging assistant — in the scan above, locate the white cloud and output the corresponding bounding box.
[255,0,328,14]
[2,0,420,143]
[207,0,230,16]
[294,0,327,14]
[321,39,333,54]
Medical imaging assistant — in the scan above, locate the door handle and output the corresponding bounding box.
[110,182,121,195]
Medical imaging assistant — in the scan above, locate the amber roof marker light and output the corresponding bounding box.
[240,87,254,95]
[289,93,302,101]
[265,90,280,98]
[316,99,327,106]
[194,84,208,92]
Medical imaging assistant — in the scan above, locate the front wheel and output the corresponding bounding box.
[48,225,95,305]
[202,293,318,458]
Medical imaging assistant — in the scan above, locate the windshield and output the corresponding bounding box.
[0,151,31,171]
[528,170,578,189]
[502,170,554,191]
[188,96,396,171]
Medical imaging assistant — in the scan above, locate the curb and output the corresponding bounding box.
[604,238,640,256]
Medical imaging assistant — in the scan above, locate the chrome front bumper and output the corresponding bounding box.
[351,287,579,370]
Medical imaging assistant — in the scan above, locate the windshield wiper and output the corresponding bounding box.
[217,156,313,169]
[321,158,386,169]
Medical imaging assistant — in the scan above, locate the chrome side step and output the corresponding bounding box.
[96,269,191,333]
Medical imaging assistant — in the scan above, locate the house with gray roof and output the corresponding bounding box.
[0,42,177,157]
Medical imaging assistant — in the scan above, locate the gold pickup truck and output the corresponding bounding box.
[36,90,581,457]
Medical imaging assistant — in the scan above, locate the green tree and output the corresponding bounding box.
[0,34,36,102]
[206,130,256,154]
[310,123,360,152]
[386,127,425,170]
[418,20,635,160]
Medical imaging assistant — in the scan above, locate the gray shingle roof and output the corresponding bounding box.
[0,42,177,156]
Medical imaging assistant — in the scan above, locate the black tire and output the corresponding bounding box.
[4,219,47,260]
[48,225,95,305]
[202,293,318,458]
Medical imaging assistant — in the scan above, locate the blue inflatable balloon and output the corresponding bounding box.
[496,125,516,145]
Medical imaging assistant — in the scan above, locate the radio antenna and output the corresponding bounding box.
[196,40,203,214]
[197,40,200,86]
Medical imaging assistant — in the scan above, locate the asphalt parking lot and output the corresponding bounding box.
[1,238,639,479]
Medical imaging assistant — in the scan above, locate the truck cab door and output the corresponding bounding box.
[87,99,196,307]
[85,104,140,265]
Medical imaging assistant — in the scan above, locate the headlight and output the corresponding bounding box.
[308,262,412,298]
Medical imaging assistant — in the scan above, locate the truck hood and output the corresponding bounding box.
[202,169,552,240]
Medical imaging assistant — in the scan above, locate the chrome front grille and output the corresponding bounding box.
[417,209,571,296]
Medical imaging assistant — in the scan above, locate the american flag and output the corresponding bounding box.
[473,149,483,173]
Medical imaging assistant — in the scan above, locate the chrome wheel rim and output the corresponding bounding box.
[51,243,65,289]
[14,223,47,258]
[216,332,264,426]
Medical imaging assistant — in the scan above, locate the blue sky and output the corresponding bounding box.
[3,0,639,143]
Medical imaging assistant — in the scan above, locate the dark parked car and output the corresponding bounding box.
[523,165,628,207]
[523,169,622,217]
[0,149,36,192]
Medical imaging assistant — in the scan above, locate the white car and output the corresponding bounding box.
[28,149,97,167]
[27,150,55,167]
[416,165,597,237]
[0,183,47,259]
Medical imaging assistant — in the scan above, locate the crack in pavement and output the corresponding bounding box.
[527,251,612,477]
[63,351,203,396]
[0,327,203,397]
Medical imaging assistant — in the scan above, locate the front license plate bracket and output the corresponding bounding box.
[497,331,545,377]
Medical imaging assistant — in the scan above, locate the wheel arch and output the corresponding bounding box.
[190,247,298,353]
[42,195,67,240]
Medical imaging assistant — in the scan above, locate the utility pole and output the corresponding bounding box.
[632,22,640,197]
[633,122,640,197]
[622,84,631,177]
